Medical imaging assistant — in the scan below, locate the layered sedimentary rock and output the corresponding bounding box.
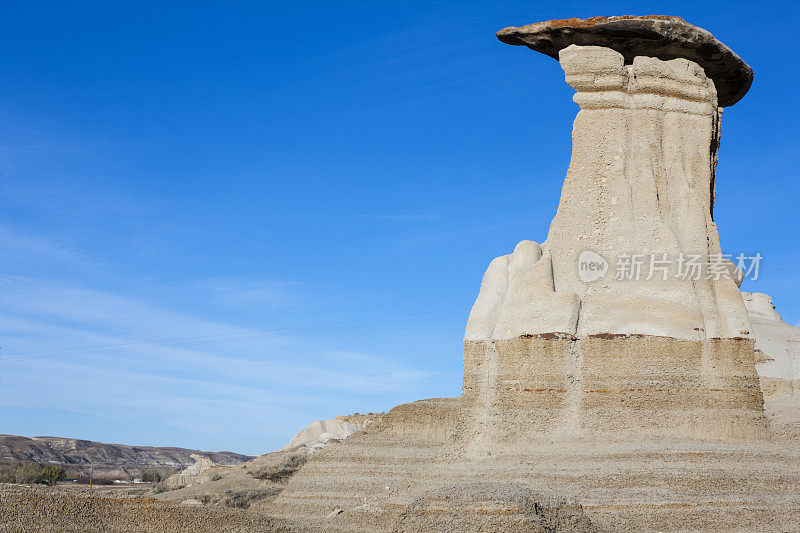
[742,292,800,442]
[264,398,461,531]
[393,483,598,532]
[265,396,800,532]
[744,292,800,393]
[0,434,252,480]
[263,17,800,532]
[464,28,766,448]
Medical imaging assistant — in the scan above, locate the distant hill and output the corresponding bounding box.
[0,434,253,480]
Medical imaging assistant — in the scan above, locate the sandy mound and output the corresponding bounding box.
[393,483,598,532]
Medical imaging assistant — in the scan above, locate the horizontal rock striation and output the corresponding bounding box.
[264,398,460,531]
[264,396,800,532]
[393,483,598,532]
[260,18,797,533]
[743,292,800,442]
[463,336,768,450]
[463,43,766,448]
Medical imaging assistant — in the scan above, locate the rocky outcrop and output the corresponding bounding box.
[160,454,220,490]
[462,32,766,448]
[744,292,800,391]
[179,455,216,477]
[264,398,461,531]
[280,419,360,453]
[742,292,800,441]
[276,414,380,454]
[154,413,382,501]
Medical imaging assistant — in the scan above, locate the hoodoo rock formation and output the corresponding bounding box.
[262,17,800,532]
[465,15,767,449]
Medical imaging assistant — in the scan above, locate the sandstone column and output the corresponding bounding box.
[463,17,768,451]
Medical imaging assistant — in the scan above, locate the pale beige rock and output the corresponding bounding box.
[461,44,767,449]
[742,291,800,442]
[744,292,800,383]
[161,454,220,490]
[464,241,579,341]
[468,45,751,342]
[280,418,359,453]
[180,454,215,476]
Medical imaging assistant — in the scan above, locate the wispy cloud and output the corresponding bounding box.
[0,260,439,452]
[188,277,304,307]
[357,213,440,221]
[0,225,104,271]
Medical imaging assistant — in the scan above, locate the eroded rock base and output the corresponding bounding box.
[264,396,800,532]
[463,336,769,449]
[393,483,598,533]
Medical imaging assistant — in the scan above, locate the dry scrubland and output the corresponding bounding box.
[0,484,303,532]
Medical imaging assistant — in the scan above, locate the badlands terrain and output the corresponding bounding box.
[0,434,253,482]
[2,15,799,532]
[2,290,798,530]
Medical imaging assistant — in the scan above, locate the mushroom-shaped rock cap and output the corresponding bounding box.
[497,16,752,107]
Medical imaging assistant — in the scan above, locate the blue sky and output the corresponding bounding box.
[1,1,798,455]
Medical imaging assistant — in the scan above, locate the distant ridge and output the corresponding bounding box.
[0,434,253,478]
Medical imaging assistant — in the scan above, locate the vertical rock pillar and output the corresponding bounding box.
[462,17,768,453]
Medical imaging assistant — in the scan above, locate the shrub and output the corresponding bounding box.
[14,463,43,484]
[153,482,183,494]
[0,463,69,485]
[209,472,223,481]
[250,453,308,483]
[0,463,67,485]
[0,465,15,483]
[37,465,66,486]
[141,470,163,483]
[222,488,282,509]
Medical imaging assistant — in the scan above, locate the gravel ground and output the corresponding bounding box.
[0,484,304,532]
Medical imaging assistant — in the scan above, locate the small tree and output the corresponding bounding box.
[37,465,66,486]
[141,470,163,483]
[0,465,15,483]
[14,463,43,484]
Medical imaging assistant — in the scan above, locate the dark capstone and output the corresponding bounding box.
[497,16,752,107]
